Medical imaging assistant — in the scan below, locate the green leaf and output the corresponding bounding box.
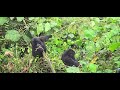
[66,67,80,73]
[5,30,21,42]
[53,38,63,45]
[88,63,98,73]
[108,42,120,52]
[84,29,96,39]
[0,17,9,25]
[16,17,24,22]
[45,22,51,32]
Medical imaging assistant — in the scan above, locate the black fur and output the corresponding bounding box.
[32,35,52,58]
[61,49,80,67]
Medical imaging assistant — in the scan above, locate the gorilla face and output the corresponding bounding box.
[61,49,80,67]
[32,37,46,57]
[32,35,52,58]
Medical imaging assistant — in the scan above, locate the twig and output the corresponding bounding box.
[36,45,56,73]
[43,51,56,73]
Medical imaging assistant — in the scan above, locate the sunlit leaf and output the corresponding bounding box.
[88,63,98,73]
[108,42,120,52]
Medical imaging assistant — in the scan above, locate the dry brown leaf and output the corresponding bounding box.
[4,51,14,58]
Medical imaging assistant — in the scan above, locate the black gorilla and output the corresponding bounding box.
[61,49,80,67]
[32,35,52,58]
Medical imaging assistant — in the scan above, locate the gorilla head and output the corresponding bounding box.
[32,35,52,58]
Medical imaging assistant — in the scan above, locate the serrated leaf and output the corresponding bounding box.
[0,17,9,25]
[45,22,51,32]
[5,30,21,42]
[16,17,24,22]
[66,67,80,73]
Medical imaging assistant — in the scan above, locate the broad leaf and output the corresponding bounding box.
[5,30,21,42]
[108,42,120,52]
[88,63,98,73]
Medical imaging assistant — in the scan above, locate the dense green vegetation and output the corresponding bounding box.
[0,17,120,73]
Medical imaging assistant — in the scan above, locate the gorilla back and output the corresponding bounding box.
[61,49,80,67]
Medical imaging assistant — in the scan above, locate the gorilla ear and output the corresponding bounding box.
[38,32,45,37]
[39,35,52,42]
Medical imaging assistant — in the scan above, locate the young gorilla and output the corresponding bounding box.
[61,49,80,67]
[32,35,52,58]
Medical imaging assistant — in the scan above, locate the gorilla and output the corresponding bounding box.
[61,49,80,67]
[32,35,52,58]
